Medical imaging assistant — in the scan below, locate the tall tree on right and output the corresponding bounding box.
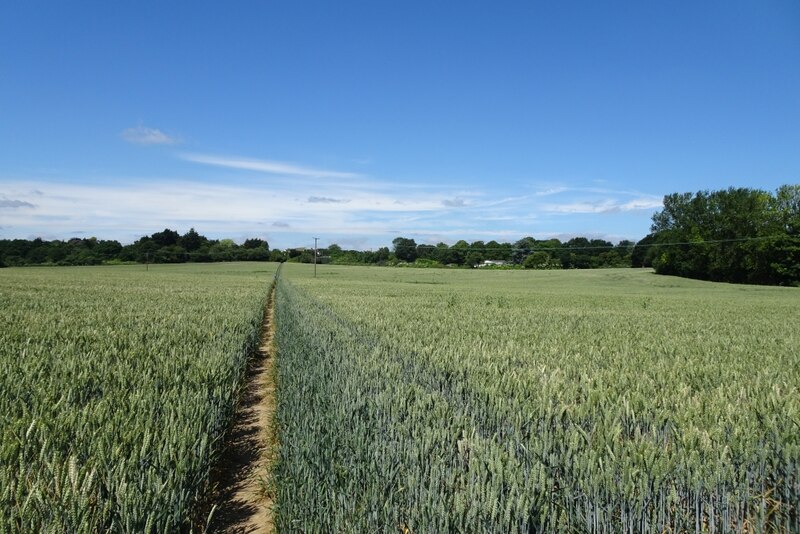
[645,186,800,285]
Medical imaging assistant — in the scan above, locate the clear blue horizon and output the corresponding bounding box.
[2,1,798,249]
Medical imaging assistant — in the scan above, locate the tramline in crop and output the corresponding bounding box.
[274,264,800,532]
[3,261,798,532]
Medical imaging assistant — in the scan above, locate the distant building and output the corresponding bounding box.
[476,260,508,268]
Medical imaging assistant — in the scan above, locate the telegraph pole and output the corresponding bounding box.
[313,237,319,278]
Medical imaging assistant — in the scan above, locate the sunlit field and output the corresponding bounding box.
[275,264,799,532]
[2,262,797,532]
[0,263,276,532]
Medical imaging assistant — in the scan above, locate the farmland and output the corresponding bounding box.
[2,261,798,532]
[0,263,276,532]
[274,264,800,532]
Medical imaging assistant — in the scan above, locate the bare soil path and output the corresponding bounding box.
[206,284,277,533]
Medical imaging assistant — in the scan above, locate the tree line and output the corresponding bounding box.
[322,236,635,269]
[0,228,279,267]
[632,185,799,286]
[0,227,634,269]
[2,184,797,285]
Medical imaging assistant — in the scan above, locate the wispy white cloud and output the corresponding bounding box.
[180,153,361,179]
[0,179,453,240]
[533,185,662,199]
[442,197,466,208]
[0,172,662,247]
[544,197,662,214]
[120,125,178,145]
[620,198,663,211]
[0,198,36,208]
[308,196,350,204]
[527,185,662,214]
[534,187,570,196]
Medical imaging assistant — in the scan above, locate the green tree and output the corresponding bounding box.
[326,244,343,258]
[180,228,207,252]
[151,228,180,247]
[650,186,800,285]
[366,247,390,264]
[464,251,483,267]
[243,238,269,250]
[416,243,436,261]
[773,184,800,234]
[95,239,123,259]
[523,251,551,269]
[631,234,657,267]
[485,240,511,261]
[512,237,536,264]
[392,237,417,262]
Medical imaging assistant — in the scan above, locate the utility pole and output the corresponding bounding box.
[313,237,319,278]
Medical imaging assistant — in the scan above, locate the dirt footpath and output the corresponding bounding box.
[206,286,277,533]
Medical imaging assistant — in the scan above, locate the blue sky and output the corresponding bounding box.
[1,1,798,249]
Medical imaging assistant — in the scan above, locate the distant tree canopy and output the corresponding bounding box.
[0,228,272,266]
[0,237,122,267]
[0,229,637,269]
[392,237,417,262]
[373,235,631,269]
[636,185,800,285]
[5,186,798,284]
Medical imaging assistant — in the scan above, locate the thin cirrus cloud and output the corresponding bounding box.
[543,197,663,214]
[180,153,361,179]
[442,197,466,208]
[1,179,453,235]
[120,125,179,145]
[528,185,662,214]
[0,166,665,246]
[308,196,350,204]
[0,198,36,208]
